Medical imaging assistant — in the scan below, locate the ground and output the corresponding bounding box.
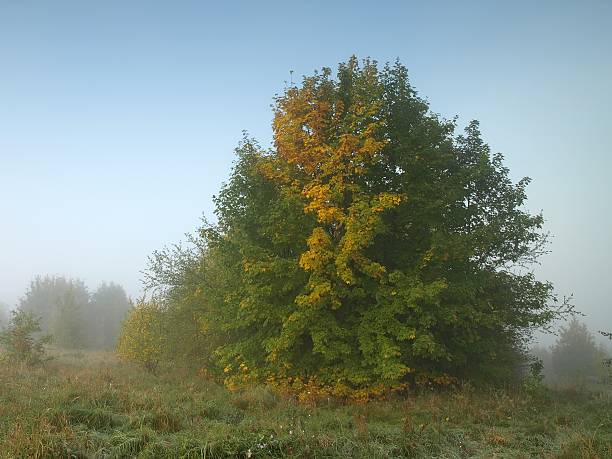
[0,351,610,458]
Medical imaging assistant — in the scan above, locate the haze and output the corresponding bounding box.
[1,1,610,339]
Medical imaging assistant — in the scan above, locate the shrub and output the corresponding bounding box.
[0,310,51,365]
[116,299,166,372]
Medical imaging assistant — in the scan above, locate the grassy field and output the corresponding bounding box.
[0,352,610,458]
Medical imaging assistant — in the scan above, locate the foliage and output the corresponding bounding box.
[20,276,89,348]
[0,302,8,328]
[529,344,555,382]
[145,237,223,372]
[19,275,131,350]
[116,299,166,372]
[145,57,572,396]
[0,352,611,458]
[551,319,599,384]
[0,309,51,365]
[88,283,131,349]
[521,356,549,399]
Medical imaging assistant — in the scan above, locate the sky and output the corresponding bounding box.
[1,1,610,341]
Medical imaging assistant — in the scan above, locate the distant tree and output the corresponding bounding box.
[0,310,51,365]
[599,330,612,385]
[19,276,89,349]
[51,283,89,348]
[551,319,598,384]
[0,302,8,328]
[88,283,131,349]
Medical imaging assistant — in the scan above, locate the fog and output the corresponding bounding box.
[1,1,611,343]
[1,276,130,350]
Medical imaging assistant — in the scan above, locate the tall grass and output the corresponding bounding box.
[0,351,610,458]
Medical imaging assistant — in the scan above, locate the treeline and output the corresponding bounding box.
[531,319,611,386]
[118,57,574,399]
[17,276,130,350]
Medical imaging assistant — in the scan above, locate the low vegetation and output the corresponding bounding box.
[0,352,610,458]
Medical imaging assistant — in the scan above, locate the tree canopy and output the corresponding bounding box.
[19,276,130,350]
[551,319,599,384]
[133,57,569,397]
[89,283,131,349]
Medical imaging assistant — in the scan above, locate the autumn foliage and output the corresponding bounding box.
[117,299,165,372]
[119,58,568,398]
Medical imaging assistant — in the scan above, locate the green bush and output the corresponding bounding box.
[0,309,52,365]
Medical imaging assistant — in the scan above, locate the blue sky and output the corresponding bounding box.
[1,1,610,339]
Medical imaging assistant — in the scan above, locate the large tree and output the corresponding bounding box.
[145,58,569,395]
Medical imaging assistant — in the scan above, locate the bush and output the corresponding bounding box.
[116,299,166,372]
[0,310,51,365]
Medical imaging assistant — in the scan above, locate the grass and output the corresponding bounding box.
[0,351,610,458]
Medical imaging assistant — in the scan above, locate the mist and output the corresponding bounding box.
[1,2,610,343]
[1,276,131,351]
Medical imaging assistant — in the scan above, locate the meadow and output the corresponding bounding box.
[0,351,610,458]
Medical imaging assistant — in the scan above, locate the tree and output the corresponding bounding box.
[0,310,51,365]
[19,276,89,349]
[599,330,612,385]
[116,299,166,372]
[18,276,132,350]
[551,319,598,384]
[146,58,570,396]
[51,283,89,349]
[88,283,131,349]
[0,302,8,328]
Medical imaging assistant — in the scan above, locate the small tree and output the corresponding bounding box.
[530,344,554,382]
[0,310,51,365]
[116,299,166,372]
